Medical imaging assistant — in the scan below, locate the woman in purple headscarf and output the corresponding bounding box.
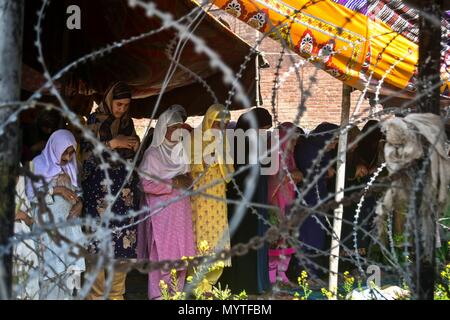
[26,129,86,299]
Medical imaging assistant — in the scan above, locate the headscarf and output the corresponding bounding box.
[294,122,339,206]
[168,104,187,122]
[309,122,339,147]
[234,108,273,169]
[26,129,78,200]
[227,121,237,130]
[235,107,272,131]
[88,82,135,141]
[269,122,298,212]
[192,104,234,182]
[356,120,383,167]
[295,125,307,148]
[278,122,300,158]
[139,108,189,180]
[348,125,361,143]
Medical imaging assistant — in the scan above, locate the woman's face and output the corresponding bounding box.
[211,119,229,130]
[165,123,184,142]
[60,146,75,166]
[287,137,297,152]
[111,98,131,119]
[326,138,338,152]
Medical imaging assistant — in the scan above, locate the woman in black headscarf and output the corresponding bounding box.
[290,122,338,281]
[356,120,384,174]
[220,108,273,295]
[337,125,372,272]
[81,82,140,300]
[348,120,386,267]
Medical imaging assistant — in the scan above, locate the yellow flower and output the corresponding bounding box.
[171,269,177,277]
[321,288,334,299]
[301,270,308,279]
[186,276,193,283]
[172,292,185,300]
[159,280,168,290]
[213,261,225,270]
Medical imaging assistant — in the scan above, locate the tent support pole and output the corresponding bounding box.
[328,83,351,298]
[255,29,261,108]
[412,0,442,300]
[0,0,24,300]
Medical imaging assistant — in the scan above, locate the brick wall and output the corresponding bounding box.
[134,11,371,139]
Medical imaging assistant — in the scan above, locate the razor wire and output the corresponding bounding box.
[0,0,449,300]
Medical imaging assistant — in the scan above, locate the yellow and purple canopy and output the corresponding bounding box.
[211,0,450,100]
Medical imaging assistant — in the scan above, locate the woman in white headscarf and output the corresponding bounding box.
[26,129,86,300]
[137,107,196,300]
[13,171,39,300]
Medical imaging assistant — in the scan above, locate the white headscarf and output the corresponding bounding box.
[139,108,190,180]
[26,129,78,200]
[168,104,187,121]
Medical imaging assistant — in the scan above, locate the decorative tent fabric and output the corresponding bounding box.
[333,0,450,44]
[212,0,450,99]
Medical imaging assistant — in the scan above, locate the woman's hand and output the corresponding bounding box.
[173,174,192,189]
[15,210,33,227]
[68,200,83,220]
[355,164,369,178]
[109,135,139,150]
[291,169,303,184]
[132,137,140,152]
[53,186,78,204]
[327,166,336,178]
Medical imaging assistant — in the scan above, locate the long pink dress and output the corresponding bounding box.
[137,178,196,299]
[267,123,297,284]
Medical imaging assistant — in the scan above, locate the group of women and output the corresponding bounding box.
[14,81,385,300]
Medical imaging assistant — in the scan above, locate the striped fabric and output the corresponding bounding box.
[213,0,450,98]
[333,0,449,43]
[333,0,450,96]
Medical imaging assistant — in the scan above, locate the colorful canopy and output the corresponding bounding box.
[212,0,450,99]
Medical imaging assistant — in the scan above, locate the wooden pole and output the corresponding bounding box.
[328,83,351,298]
[413,0,442,300]
[255,29,261,108]
[0,0,24,299]
[417,0,442,115]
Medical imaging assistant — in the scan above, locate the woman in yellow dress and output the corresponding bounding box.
[190,104,234,292]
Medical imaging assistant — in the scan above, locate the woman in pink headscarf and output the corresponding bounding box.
[26,129,86,299]
[137,107,196,300]
[267,122,302,285]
